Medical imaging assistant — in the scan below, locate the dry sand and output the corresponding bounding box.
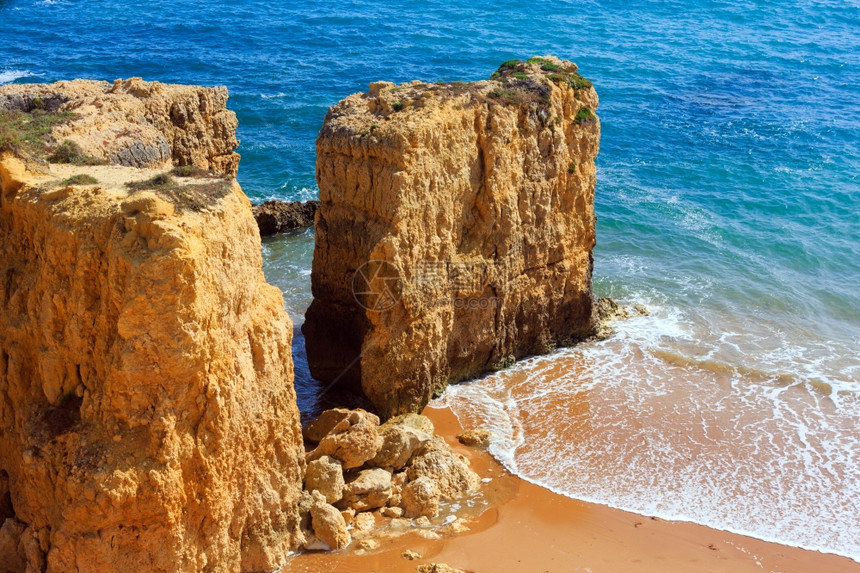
[284,406,860,572]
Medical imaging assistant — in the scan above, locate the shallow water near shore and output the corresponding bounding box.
[3,0,858,562]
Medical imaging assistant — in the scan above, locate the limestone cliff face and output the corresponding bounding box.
[0,78,240,176]
[0,80,303,572]
[304,56,600,418]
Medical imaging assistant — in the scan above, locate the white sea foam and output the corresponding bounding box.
[434,297,860,562]
[258,186,318,204]
[0,70,31,85]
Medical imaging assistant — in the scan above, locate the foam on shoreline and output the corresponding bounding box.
[434,298,860,563]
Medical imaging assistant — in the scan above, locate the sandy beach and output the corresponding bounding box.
[285,406,860,572]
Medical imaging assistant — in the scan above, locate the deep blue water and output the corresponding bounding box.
[3,0,859,561]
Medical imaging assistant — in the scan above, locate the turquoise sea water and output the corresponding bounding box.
[3,0,858,562]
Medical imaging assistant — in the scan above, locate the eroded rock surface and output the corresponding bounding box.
[304,56,600,417]
[306,409,382,469]
[401,476,441,519]
[407,441,480,502]
[309,492,350,551]
[370,424,432,472]
[0,79,303,572]
[339,469,392,512]
[304,456,345,504]
[456,429,492,448]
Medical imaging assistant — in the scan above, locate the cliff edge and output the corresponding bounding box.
[304,56,600,418]
[0,80,304,572]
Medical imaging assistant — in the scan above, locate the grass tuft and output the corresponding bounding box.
[126,173,174,190]
[568,73,593,90]
[47,139,106,165]
[574,107,597,123]
[62,174,99,186]
[171,165,210,178]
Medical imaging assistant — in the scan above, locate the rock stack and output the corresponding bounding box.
[304,56,601,417]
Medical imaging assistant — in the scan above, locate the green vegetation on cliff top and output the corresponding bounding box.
[0,109,107,165]
[0,109,78,158]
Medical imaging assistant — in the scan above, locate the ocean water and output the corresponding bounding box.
[3,0,859,562]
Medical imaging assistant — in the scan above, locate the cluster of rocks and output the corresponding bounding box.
[295,408,481,551]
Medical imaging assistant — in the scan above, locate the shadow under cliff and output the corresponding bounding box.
[292,325,374,425]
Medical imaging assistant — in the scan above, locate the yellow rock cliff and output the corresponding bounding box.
[0,80,304,572]
[304,56,600,418]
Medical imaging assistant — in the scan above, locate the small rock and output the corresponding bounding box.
[381,413,434,435]
[304,455,345,504]
[401,476,441,518]
[340,468,392,511]
[407,447,480,502]
[416,564,467,573]
[456,429,492,448]
[307,410,383,469]
[402,549,422,560]
[353,512,376,531]
[370,425,432,471]
[303,408,375,443]
[309,491,351,550]
[593,297,645,340]
[415,516,432,527]
[438,518,469,536]
[340,507,355,526]
[389,517,412,530]
[355,538,379,551]
[381,506,403,518]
